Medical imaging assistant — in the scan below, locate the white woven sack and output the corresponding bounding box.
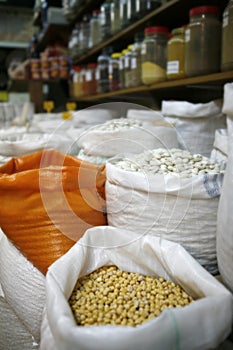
[217,132,233,293]
[0,296,38,350]
[0,133,75,157]
[210,129,228,163]
[222,83,233,136]
[73,109,117,128]
[106,160,223,274]
[127,109,164,122]
[40,226,233,350]
[0,230,46,343]
[77,122,178,157]
[162,100,226,157]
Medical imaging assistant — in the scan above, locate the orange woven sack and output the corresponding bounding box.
[0,150,107,274]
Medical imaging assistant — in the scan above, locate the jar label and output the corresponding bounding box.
[167,61,179,74]
[86,71,92,81]
[223,14,229,28]
[185,29,190,42]
[131,57,137,69]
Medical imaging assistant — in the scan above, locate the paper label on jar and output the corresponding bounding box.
[167,61,179,74]
[86,71,92,81]
[131,57,137,69]
[124,57,129,68]
[223,14,229,28]
[185,28,190,42]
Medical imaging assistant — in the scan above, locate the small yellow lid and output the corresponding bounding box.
[127,44,133,50]
[111,53,122,59]
[121,49,129,55]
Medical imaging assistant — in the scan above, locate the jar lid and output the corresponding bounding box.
[73,66,82,72]
[144,26,169,35]
[127,44,133,50]
[87,63,97,68]
[93,9,101,15]
[111,53,121,59]
[189,6,220,17]
[121,49,129,55]
[171,27,185,36]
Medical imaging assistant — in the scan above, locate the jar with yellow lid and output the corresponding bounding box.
[109,52,121,91]
[167,27,186,80]
[141,26,169,85]
[221,0,233,71]
[119,49,128,89]
[124,44,133,88]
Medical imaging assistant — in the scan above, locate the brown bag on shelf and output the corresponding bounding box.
[0,150,107,275]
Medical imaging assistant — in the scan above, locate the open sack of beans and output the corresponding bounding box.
[210,129,228,164]
[40,226,233,350]
[106,148,225,275]
[162,99,226,157]
[217,83,233,293]
[0,150,107,275]
[77,118,178,161]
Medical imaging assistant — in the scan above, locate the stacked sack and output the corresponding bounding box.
[77,117,179,164]
[217,83,233,293]
[106,148,224,274]
[162,99,226,157]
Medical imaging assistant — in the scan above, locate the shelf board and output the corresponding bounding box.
[75,70,233,101]
[0,41,28,49]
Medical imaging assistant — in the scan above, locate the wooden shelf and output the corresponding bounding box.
[75,70,233,101]
[0,41,28,49]
[73,0,228,65]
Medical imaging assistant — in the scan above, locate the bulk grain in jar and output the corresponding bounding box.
[221,0,233,72]
[109,53,121,91]
[185,6,221,77]
[141,26,169,85]
[167,27,186,80]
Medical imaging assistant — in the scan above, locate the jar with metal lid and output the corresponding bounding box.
[85,63,97,95]
[221,0,233,71]
[89,10,102,49]
[131,32,144,87]
[111,0,121,34]
[141,26,169,85]
[185,6,221,77]
[79,15,90,54]
[167,27,186,80]
[109,53,121,91]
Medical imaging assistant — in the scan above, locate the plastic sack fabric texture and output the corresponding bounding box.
[72,109,118,128]
[162,99,226,157]
[105,160,223,274]
[40,226,233,350]
[0,150,107,275]
[77,121,178,158]
[0,229,45,345]
[126,109,164,122]
[222,83,233,135]
[0,296,38,350]
[217,84,233,293]
[210,129,228,164]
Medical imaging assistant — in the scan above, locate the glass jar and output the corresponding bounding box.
[68,26,80,59]
[109,53,121,91]
[124,45,133,88]
[131,32,144,87]
[97,48,111,93]
[100,0,112,39]
[127,0,137,24]
[221,0,233,71]
[79,15,90,54]
[111,0,121,34]
[137,0,161,17]
[72,66,83,98]
[89,10,102,48]
[185,6,221,77]
[167,27,186,80]
[119,49,128,89]
[141,26,169,85]
[85,63,97,95]
[120,0,128,28]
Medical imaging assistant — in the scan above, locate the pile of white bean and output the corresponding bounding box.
[114,148,223,177]
[95,118,143,131]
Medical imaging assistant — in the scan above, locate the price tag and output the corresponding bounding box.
[66,102,77,111]
[43,100,54,113]
[167,61,179,74]
[62,111,72,120]
[131,57,137,69]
